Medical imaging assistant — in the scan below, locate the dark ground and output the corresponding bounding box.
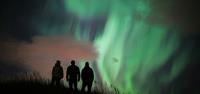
[0,80,105,94]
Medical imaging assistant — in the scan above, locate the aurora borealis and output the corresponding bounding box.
[0,0,200,94]
[64,0,189,93]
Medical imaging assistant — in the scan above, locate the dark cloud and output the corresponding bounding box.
[150,0,200,35]
[0,0,47,42]
[0,0,75,42]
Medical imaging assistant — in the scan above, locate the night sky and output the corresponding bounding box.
[0,0,200,94]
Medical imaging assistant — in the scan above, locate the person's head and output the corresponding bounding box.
[71,60,75,65]
[55,60,61,66]
[85,62,89,67]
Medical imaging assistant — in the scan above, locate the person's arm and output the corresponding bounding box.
[81,69,83,81]
[91,68,94,81]
[77,67,80,81]
[61,67,63,78]
[66,67,69,81]
[52,67,55,76]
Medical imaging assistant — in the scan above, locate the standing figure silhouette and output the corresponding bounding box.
[81,62,94,93]
[51,60,63,86]
[66,60,80,90]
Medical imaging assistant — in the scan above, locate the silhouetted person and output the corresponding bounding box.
[66,60,80,90]
[51,60,63,86]
[81,62,94,93]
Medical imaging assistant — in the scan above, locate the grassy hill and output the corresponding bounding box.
[0,80,112,94]
[0,73,117,94]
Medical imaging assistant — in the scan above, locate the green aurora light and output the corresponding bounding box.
[33,0,189,93]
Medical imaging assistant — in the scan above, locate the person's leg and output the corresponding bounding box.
[69,80,73,90]
[88,82,92,93]
[50,77,55,86]
[74,80,78,91]
[81,82,87,92]
[55,79,60,86]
